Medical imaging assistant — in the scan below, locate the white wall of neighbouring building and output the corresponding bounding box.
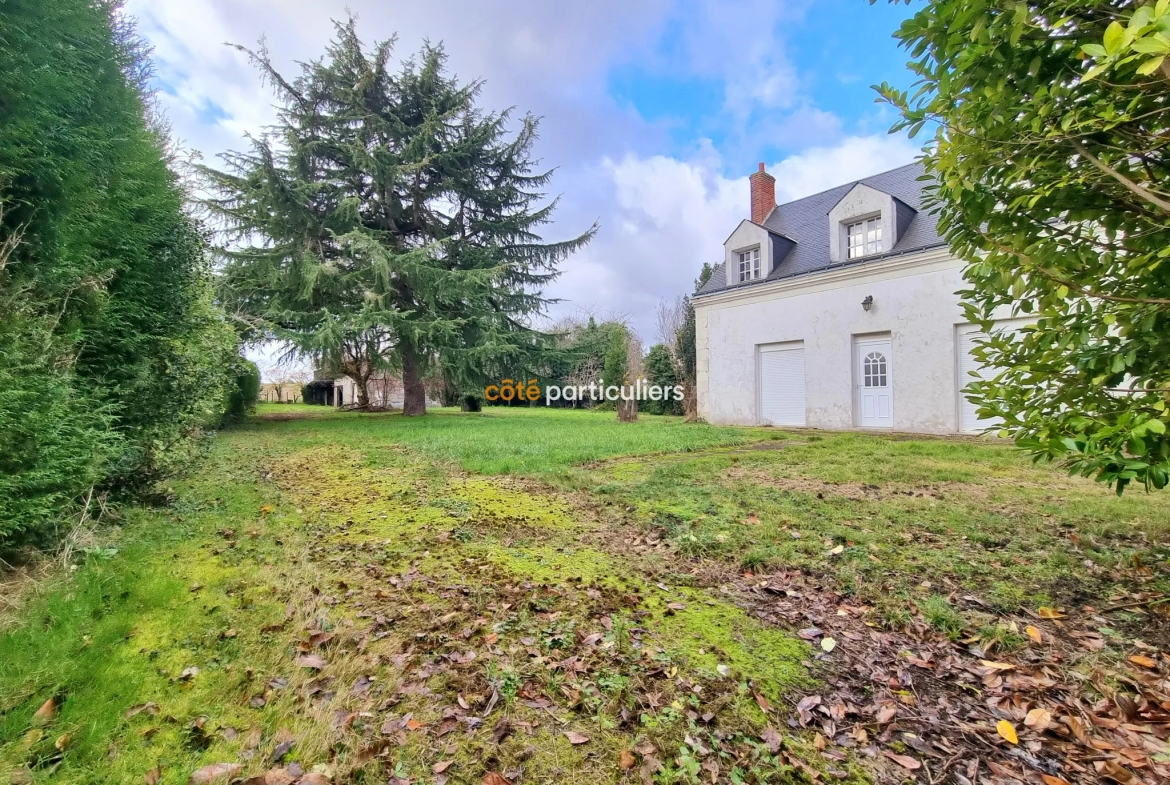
[695,247,988,433]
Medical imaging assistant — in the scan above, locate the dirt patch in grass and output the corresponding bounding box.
[0,556,56,629]
[719,466,967,501]
[256,412,317,422]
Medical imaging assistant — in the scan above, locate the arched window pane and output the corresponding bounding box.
[863,352,887,387]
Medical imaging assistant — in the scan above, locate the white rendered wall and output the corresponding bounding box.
[696,249,971,433]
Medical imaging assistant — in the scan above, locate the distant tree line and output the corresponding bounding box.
[470,270,712,420]
[0,0,240,549]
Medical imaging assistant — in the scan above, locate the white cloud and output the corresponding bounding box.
[770,134,921,202]
[124,1,919,356]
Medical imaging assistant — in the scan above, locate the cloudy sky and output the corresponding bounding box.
[125,0,925,371]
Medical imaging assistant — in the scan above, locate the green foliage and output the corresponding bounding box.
[224,359,261,420]
[678,304,697,385]
[0,0,235,545]
[920,595,966,640]
[0,315,115,545]
[694,263,715,294]
[675,263,713,399]
[202,18,594,413]
[877,0,1170,493]
[643,343,682,415]
[1083,1,1170,81]
[602,325,630,389]
[522,316,627,409]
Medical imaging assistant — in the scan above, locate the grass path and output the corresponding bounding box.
[3,406,1168,785]
[1,409,832,785]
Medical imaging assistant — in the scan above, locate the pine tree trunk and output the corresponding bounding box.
[401,349,427,417]
[354,375,371,410]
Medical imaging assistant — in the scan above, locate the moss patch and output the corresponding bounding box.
[644,589,810,705]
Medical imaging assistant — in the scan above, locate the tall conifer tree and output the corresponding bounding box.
[202,19,594,413]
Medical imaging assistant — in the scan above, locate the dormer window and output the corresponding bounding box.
[847,217,882,259]
[738,247,761,282]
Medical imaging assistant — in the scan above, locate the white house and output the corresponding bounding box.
[694,161,1022,434]
[302,373,441,409]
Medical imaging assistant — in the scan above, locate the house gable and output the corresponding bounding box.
[827,183,914,263]
[722,219,795,288]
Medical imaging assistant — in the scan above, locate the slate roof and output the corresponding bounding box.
[695,162,946,297]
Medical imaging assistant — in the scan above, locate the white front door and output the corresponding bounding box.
[856,337,893,428]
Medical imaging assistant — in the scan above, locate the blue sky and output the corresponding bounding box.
[606,0,919,166]
[125,0,925,374]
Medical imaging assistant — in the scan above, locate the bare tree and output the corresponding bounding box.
[656,295,698,421]
[366,375,404,410]
[618,333,643,423]
[266,364,311,403]
[656,296,686,357]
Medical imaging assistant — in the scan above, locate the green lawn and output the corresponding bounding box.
[248,403,759,473]
[2,406,1167,785]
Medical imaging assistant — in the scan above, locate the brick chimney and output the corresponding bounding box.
[749,162,775,224]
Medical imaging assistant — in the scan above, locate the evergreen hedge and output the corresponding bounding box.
[0,0,237,547]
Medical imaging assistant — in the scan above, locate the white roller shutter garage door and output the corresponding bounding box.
[759,345,806,427]
[958,326,1008,433]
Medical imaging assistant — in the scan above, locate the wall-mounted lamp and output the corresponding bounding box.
[861,295,874,312]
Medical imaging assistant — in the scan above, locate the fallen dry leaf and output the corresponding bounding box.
[881,751,921,771]
[820,637,837,652]
[1127,654,1157,669]
[269,739,294,764]
[1040,775,1072,785]
[996,719,1019,744]
[54,733,70,751]
[144,766,161,785]
[980,659,1015,671]
[32,698,55,724]
[619,749,636,770]
[295,654,326,670]
[564,731,590,745]
[1024,707,1052,731]
[754,692,772,712]
[1037,606,1066,619]
[482,774,514,785]
[760,726,783,754]
[258,768,295,785]
[433,761,454,774]
[125,702,159,719]
[188,763,242,784]
[1025,625,1043,643]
